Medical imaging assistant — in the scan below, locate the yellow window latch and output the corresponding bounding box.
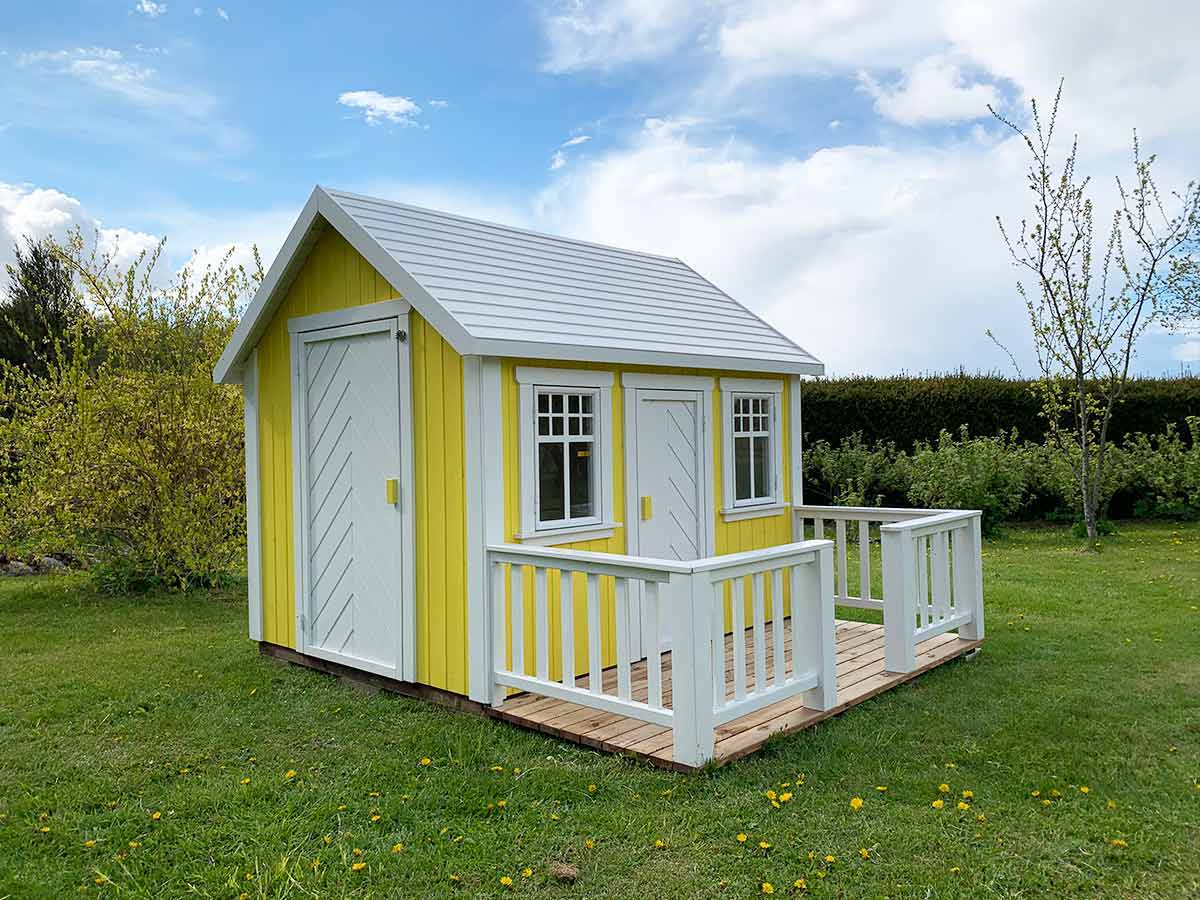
[640,495,652,521]
[385,477,399,506]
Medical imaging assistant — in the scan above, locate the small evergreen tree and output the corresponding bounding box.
[0,237,89,378]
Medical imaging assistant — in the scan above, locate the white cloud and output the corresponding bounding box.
[133,0,168,18]
[539,0,699,73]
[193,6,202,14]
[562,134,591,147]
[217,7,228,20]
[0,182,159,275]
[1172,340,1200,363]
[858,55,997,126]
[428,98,449,109]
[828,119,840,130]
[549,150,567,171]
[337,90,421,126]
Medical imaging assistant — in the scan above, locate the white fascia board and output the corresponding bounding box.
[213,188,324,384]
[472,338,825,377]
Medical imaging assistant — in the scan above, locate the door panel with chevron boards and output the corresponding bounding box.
[297,320,404,677]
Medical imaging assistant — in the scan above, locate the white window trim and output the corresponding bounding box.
[515,367,617,541]
[720,377,785,518]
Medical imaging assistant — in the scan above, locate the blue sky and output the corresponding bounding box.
[2,1,1198,374]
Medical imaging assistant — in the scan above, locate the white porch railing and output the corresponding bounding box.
[794,505,985,673]
[486,540,837,768]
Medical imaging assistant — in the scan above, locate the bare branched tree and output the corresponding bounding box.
[990,83,1200,540]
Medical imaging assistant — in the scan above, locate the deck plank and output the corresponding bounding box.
[486,618,981,772]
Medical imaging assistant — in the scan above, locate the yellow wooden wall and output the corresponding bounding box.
[253,229,469,696]
[499,359,795,681]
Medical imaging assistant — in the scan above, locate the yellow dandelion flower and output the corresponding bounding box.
[38,826,50,833]
[585,838,595,849]
[352,847,363,857]
[938,783,950,794]
[84,840,96,848]
[490,765,504,772]
[1031,790,1041,798]
[497,799,507,809]
[759,840,771,850]
[761,882,774,894]
[368,790,380,797]
[949,866,961,874]
[1107,799,1118,809]
[957,801,970,811]
[94,875,108,885]
[284,770,297,780]
[521,867,533,878]
[351,861,366,872]
[961,790,973,799]
[449,873,460,882]
[824,854,835,863]
[1050,789,1062,798]
[736,833,748,843]
[419,757,432,766]
[794,878,807,890]
[1079,786,1090,794]
[323,834,332,845]
[370,814,381,823]
[1110,838,1128,848]
[240,778,251,785]
[587,783,597,793]
[932,799,945,809]
[128,841,141,849]
[150,811,161,821]
[779,792,793,803]
[859,847,870,859]
[850,796,863,811]
[765,789,778,801]
[549,813,559,821]
[391,842,404,853]
[977,814,988,823]
[337,804,347,811]
[513,767,522,774]
[875,785,888,792]
[654,839,666,849]
[1041,799,1052,807]
[500,875,514,886]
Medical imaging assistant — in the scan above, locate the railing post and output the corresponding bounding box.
[671,571,715,768]
[796,543,837,711]
[954,514,985,641]
[881,526,918,673]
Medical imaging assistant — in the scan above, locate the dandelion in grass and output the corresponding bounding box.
[521,867,533,878]
[759,840,771,850]
[94,875,108,885]
[311,859,321,870]
[961,790,973,800]
[654,839,666,849]
[500,875,514,886]
[779,792,793,803]
[585,839,596,850]
[1050,789,1062,798]
[938,783,950,794]
[1030,790,1041,798]
[761,882,774,894]
[736,833,748,844]
[957,801,970,811]
[337,804,347,811]
[1079,786,1090,794]
[370,814,381,823]
[150,811,162,821]
[351,861,366,872]
[931,799,945,809]
[240,778,251,785]
[84,840,96,849]
[850,797,863,811]
[323,834,333,845]
[859,847,871,859]
[1041,799,1052,807]
[1107,799,1118,809]
[824,854,835,864]
[793,878,807,890]
[490,766,504,773]
[285,770,297,780]
[1110,838,1128,848]
[875,785,888,792]
[38,826,50,833]
[352,847,363,857]
[391,843,404,853]
[976,814,988,824]
[497,799,507,809]
[449,873,461,883]
[949,866,961,874]
[419,757,432,766]
[587,783,597,793]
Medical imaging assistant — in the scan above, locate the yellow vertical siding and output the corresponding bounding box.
[499,360,795,680]
[253,229,469,696]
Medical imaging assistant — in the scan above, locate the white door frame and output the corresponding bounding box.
[288,299,416,681]
[622,374,716,658]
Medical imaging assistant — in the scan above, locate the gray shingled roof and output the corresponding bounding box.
[214,186,823,383]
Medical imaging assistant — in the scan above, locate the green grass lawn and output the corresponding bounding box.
[1,522,1198,899]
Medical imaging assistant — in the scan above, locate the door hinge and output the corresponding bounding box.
[299,613,306,635]
[396,329,407,343]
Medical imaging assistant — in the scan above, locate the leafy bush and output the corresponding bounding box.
[0,232,260,591]
[801,372,1200,450]
[1125,418,1200,519]
[803,433,910,507]
[906,429,1025,535]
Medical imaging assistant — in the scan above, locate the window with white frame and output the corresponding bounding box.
[732,394,773,503]
[720,377,784,514]
[535,388,597,526]
[516,367,615,539]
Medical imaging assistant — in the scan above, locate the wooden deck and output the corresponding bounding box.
[487,619,982,771]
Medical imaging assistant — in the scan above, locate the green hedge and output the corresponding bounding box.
[800,373,1200,449]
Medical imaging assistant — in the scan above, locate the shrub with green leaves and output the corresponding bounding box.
[1125,417,1200,519]
[0,231,260,590]
[907,428,1026,535]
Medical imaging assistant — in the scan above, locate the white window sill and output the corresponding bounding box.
[515,521,622,547]
[721,503,788,523]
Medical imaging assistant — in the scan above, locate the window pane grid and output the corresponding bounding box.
[535,388,597,527]
[732,393,772,503]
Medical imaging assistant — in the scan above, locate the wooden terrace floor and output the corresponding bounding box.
[487,619,982,772]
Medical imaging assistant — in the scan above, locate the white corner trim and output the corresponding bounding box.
[515,522,622,546]
[720,502,789,522]
[396,311,417,683]
[515,366,614,388]
[286,298,409,334]
[789,375,804,512]
[464,356,490,702]
[621,372,714,391]
[243,348,262,642]
[719,376,784,394]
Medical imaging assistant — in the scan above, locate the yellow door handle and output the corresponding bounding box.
[640,496,652,521]
[385,478,399,505]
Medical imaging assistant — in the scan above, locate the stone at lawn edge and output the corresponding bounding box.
[34,556,67,573]
[6,561,34,576]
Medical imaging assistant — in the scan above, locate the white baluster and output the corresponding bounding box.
[712,582,726,706]
[511,564,524,676]
[615,576,632,700]
[836,519,848,602]
[559,569,574,689]
[535,566,549,680]
[644,580,662,708]
[771,567,785,687]
[931,531,950,623]
[586,573,602,694]
[491,561,507,707]
[731,579,746,700]
[859,520,871,602]
[752,572,766,694]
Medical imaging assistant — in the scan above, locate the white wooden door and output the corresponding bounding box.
[295,319,405,678]
[632,390,705,650]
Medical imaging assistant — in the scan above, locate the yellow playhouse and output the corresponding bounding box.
[215,187,985,770]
